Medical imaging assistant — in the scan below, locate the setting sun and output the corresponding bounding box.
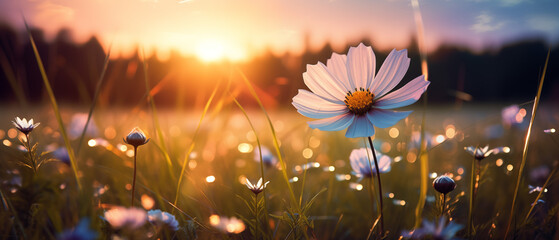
[195,39,247,62]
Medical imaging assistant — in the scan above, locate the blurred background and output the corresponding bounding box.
[0,0,558,108]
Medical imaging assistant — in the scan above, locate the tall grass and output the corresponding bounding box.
[503,49,550,239]
[141,49,175,179]
[173,80,221,207]
[24,19,82,190]
[75,46,111,156]
[411,0,430,229]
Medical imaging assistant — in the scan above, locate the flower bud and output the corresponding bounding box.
[433,175,456,194]
[124,127,149,148]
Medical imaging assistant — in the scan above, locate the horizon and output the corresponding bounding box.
[1,0,558,62]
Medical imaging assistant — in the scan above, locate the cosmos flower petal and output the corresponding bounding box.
[349,148,392,177]
[347,43,375,90]
[304,62,347,103]
[378,155,392,172]
[367,109,412,128]
[292,90,349,119]
[374,75,430,109]
[370,49,410,98]
[345,116,375,138]
[326,53,352,91]
[307,113,354,131]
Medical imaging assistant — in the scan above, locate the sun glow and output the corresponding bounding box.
[195,39,247,62]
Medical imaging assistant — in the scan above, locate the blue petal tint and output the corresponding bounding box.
[345,116,375,138]
[308,113,354,131]
[367,109,412,128]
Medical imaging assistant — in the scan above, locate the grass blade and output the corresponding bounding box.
[75,45,112,156]
[173,80,221,207]
[231,96,270,236]
[236,69,300,212]
[503,49,550,239]
[24,18,81,190]
[524,160,557,223]
[140,49,175,179]
[411,0,430,228]
[0,49,27,107]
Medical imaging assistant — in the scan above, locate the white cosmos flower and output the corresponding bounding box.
[292,43,430,138]
[245,178,269,194]
[349,148,392,179]
[12,117,40,135]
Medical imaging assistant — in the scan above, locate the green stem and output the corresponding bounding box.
[24,134,36,174]
[255,193,259,240]
[367,137,384,236]
[131,147,138,207]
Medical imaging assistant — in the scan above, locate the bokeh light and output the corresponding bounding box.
[206,175,216,183]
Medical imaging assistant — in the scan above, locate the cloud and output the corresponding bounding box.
[527,15,559,33]
[471,12,506,33]
[34,1,74,26]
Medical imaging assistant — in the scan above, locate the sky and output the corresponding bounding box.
[0,0,558,61]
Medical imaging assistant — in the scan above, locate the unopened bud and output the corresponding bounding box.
[433,175,456,194]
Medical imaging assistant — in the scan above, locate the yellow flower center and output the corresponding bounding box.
[344,88,374,116]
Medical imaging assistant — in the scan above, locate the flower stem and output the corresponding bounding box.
[24,134,36,174]
[367,137,384,236]
[131,146,138,207]
[367,176,376,216]
[254,194,259,240]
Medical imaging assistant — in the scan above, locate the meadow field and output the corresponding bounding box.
[0,98,557,239]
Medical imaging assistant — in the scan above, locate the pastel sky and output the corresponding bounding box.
[1,0,558,60]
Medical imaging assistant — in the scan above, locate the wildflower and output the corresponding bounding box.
[528,185,548,194]
[104,207,147,230]
[433,175,456,194]
[147,209,180,231]
[464,145,504,161]
[124,127,149,148]
[292,43,429,138]
[254,146,277,167]
[123,127,149,207]
[209,215,246,234]
[349,147,391,179]
[403,217,463,240]
[245,178,269,195]
[57,219,98,240]
[12,117,40,135]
